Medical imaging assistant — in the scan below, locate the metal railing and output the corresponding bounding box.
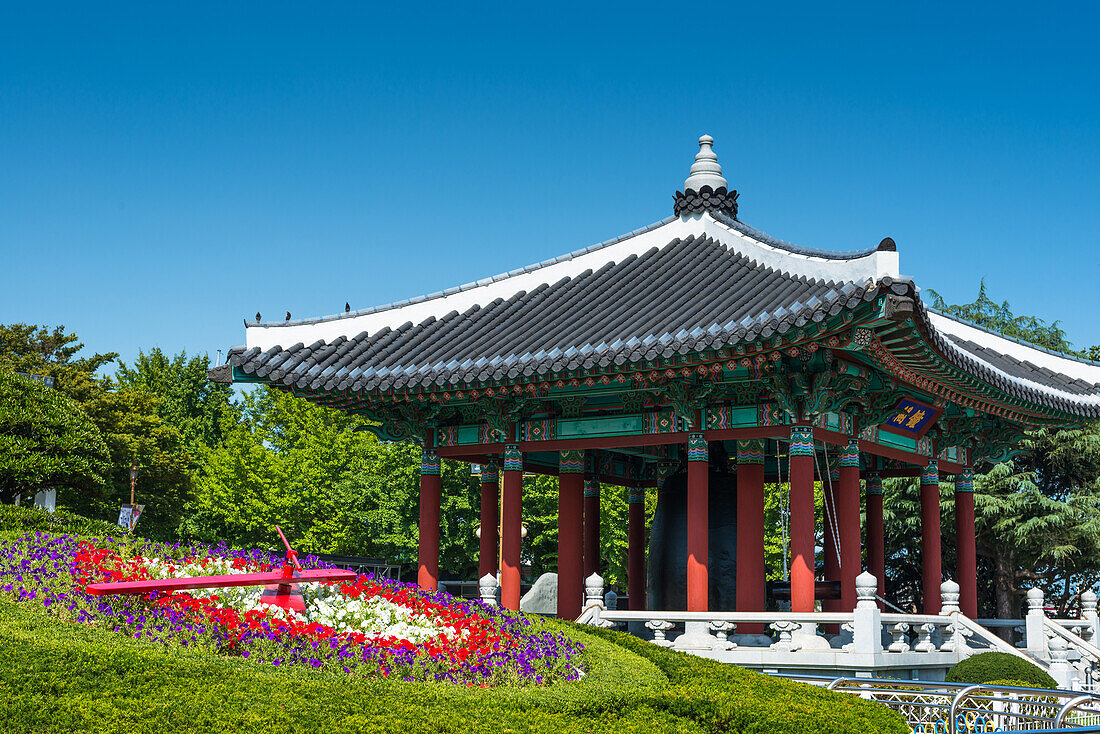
[782,676,1100,732]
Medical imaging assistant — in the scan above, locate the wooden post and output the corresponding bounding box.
[417,448,442,592]
[686,432,709,612]
[583,477,600,580]
[838,439,862,613]
[478,461,499,581]
[627,486,646,611]
[557,450,585,620]
[736,439,766,632]
[865,473,886,610]
[789,426,816,613]
[501,444,524,611]
[823,463,840,614]
[955,469,977,618]
[920,459,942,614]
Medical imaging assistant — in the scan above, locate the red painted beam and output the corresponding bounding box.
[955,471,978,617]
[859,440,933,467]
[418,466,442,592]
[500,447,524,611]
[735,455,765,633]
[86,568,357,596]
[627,492,646,611]
[789,427,816,613]
[558,470,584,619]
[920,462,943,614]
[686,433,709,612]
[479,467,499,580]
[865,475,886,610]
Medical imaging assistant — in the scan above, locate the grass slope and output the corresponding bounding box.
[0,508,907,733]
[0,600,906,734]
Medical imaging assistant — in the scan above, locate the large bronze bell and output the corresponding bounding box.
[646,442,738,611]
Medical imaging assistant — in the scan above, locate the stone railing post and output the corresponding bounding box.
[1049,635,1072,688]
[939,579,971,654]
[941,579,961,614]
[1026,587,1048,658]
[849,571,883,654]
[1082,590,1099,644]
[479,572,499,606]
[586,572,606,611]
[583,572,614,628]
[604,589,618,611]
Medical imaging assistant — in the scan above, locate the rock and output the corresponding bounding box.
[521,572,558,615]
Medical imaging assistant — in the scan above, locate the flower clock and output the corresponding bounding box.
[1,530,584,685]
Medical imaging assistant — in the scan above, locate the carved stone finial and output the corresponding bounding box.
[684,134,727,192]
[674,135,738,218]
[479,572,499,606]
[1083,590,1098,614]
[940,579,961,614]
[585,573,605,605]
[856,571,878,606]
[1027,586,1045,612]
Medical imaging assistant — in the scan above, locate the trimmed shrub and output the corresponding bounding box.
[0,505,120,539]
[986,678,1047,688]
[946,651,1057,689]
[0,596,908,733]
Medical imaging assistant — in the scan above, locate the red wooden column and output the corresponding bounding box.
[557,450,585,620]
[417,448,442,591]
[822,462,840,614]
[501,444,524,611]
[478,461,499,580]
[788,426,816,613]
[955,469,978,617]
[837,439,862,612]
[736,439,766,632]
[583,477,601,580]
[920,459,943,614]
[865,473,886,610]
[627,486,646,610]
[686,432,709,612]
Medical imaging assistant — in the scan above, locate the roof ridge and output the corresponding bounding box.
[250,215,679,329]
[708,210,881,260]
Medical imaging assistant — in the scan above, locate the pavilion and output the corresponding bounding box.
[215,136,1100,623]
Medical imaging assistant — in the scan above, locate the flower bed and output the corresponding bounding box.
[0,531,583,685]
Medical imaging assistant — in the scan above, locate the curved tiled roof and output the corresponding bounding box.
[229,227,886,393]
[224,208,1100,420]
[916,308,1100,417]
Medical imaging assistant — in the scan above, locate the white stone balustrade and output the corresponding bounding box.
[576,572,1100,686]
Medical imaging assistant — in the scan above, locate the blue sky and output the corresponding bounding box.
[2,2,1098,369]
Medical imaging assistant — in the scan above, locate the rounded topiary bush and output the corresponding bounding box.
[0,505,119,539]
[946,652,1057,689]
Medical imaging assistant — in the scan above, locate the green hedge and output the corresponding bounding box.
[576,624,907,733]
[0,505,121,540]
[0,598,907,733]
[946,651,1057,689]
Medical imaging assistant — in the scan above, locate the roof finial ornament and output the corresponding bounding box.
[674,134,738,219]
[684,134,727,192]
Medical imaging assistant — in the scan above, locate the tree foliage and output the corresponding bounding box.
[0,323,117,403]
[889,285,1100,617]
[63,384,193,540]
[927,281,1076,354]
[0,371,110,505]
[115,348,238,455]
